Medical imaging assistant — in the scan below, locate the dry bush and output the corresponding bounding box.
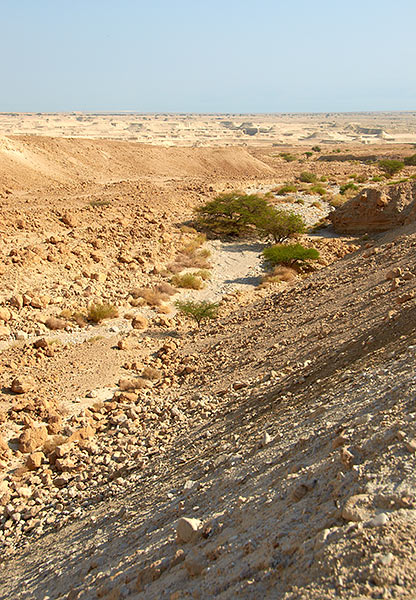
[261,266,298,285]
[45,317,67,330]
[171,273,204,290]
[180,225,197,234]
[87,303,118,323]
[119,378,149,391]
[181,233,207,255]
[141,366,161,380]
[131,287,169,306]
[155,282,178,296]
[73,312,88,327]
[198,248,211,258]
[194,269,211,281]
[329,194,347,208]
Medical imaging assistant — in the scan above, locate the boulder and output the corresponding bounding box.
[11,376,35,394]
[132,315,149,330]
[330,181,416,233]
[19,425,48,453]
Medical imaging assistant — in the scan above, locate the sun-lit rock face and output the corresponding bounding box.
[331,181,416,233]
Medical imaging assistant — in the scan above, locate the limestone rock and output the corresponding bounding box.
[330,181,416,233]
[176,517,202,543]
[19,425,48,453]
[11,376,35,394]
[132,315,149,330]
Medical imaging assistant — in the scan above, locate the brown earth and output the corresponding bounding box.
[1,135,416,599]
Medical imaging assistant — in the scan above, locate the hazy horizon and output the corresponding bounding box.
[1,0,415,113]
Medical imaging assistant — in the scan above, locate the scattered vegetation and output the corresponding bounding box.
[378,159,405,177]
[193,269,212,281]
[263,243,320,269]
[175,299,219,328]
[132,287,170,306]
[311,145,321,152]
[329,194,347,208]
[299,172,317,183]
[171,273,204,290]
[309,185,326,196]
[87,303,118,323]
[89,199,112,208]
[404,154,416,166]
[340,182,359,195]
[275,184,298,195]
[261,265,298,286]
[279,152,297,162]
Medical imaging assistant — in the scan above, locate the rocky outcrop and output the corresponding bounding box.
[330,181,416,233]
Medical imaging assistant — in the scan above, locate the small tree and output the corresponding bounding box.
[263,243,320,269]
[256,208,305,243]
[175,300,219,328]
[195,193,269,236]
[378,159,404,177]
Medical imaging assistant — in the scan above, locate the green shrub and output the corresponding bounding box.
[171,273,204,290]
[304,151,313,158]
[276,184,298,195]
[175,300,219,328]
[280,152,297,162]
[340,182,359,195]
[256,208,306,243]
[372,175,384,182]
[404,154,416,166]
[299,172,317,183]
[263,243,320,268]
[312,145,321,152]
[309,184,326,196]
[355,175,367,183]
[87,303,118,323]
[378,159,404,177]
[320,176,328,182]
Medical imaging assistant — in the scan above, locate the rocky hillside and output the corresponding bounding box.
[2,220,416,598]
[2,139,416,599]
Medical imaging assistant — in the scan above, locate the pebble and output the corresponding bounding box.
[367,513,389,527]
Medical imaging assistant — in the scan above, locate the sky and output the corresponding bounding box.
[1,0,415,113]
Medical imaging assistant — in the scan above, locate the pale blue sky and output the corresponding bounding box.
[1,0,415,112]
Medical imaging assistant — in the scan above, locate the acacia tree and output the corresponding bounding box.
[194,193,270,236]
[255,207,306,243]
[175,300,219,328]
[195,193,306,242]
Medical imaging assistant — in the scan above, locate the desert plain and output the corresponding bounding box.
[1,113,416,599]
